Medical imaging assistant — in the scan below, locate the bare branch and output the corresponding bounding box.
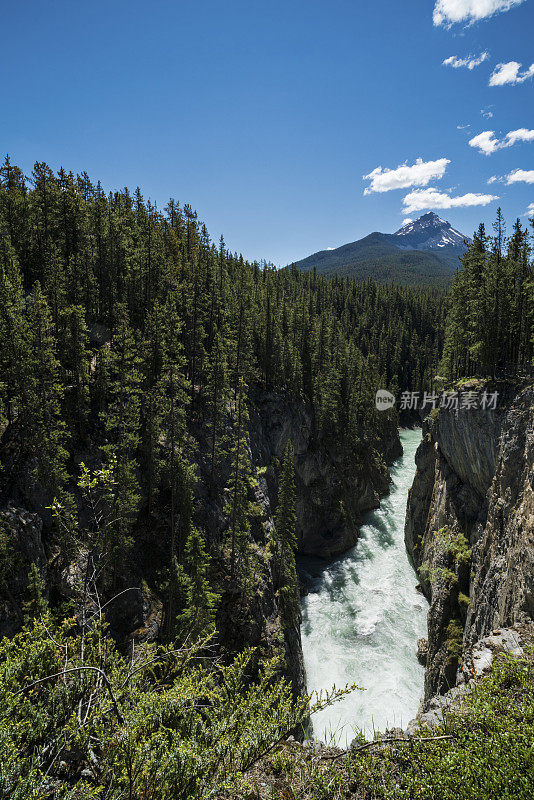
[13,667,125,724]
[86,586,140,620]
[321,734,455,761]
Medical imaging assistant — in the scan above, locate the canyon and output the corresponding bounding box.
[298,378,533,742]
[1,379,532,747]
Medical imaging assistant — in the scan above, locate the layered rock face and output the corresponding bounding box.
[405,382,534,701]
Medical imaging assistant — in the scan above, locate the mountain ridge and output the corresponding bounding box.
[293,212,470,286]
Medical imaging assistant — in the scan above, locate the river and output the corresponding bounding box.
[299,428,428,745]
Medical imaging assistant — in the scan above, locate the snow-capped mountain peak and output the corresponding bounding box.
[293,211,470,285]
[393,212,469,252]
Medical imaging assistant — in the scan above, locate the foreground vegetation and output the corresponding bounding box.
[241,645,534,799]
[5,592,532,799]
[0,605,341,799]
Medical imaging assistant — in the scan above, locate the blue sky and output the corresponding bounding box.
[1,0,533,264]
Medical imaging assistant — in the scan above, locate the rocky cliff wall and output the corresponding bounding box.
[0,506,47,638]
[249,391,401,559]
[405,381,534,700]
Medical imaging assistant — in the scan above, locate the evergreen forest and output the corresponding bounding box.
[442,210,533,379]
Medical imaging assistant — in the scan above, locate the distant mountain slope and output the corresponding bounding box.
[294,213,470,286]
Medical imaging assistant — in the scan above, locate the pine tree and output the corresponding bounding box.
[466,223,488,373]
[101,303,141,553]
[139,300,166,512]
[24,282,68,496]
[57,304,91,438]
[270,441,298,623]
[228,378,253,581]
[205,330,230,480]
[160,291,191,563]
[0,241,27,428]
[174,527,219,642]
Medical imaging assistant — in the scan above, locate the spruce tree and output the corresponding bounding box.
[25,282,68,496]
[57,304,91,439]
[271,441,298,623]
[205,330,230,480]
[101,303,141,554]
[160,291,191,562]
[174,527,219,642]
[228,378,253,581]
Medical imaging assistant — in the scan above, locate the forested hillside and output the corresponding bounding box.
[0,154,445,527]
[295,235,456,286]
[293,213,469,287]
[0,156,442,796]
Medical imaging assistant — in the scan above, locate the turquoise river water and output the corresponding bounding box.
[299,428,428,745]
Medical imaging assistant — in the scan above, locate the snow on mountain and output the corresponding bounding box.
[393,212,469,252]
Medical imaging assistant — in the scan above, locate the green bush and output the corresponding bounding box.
[446,618,464,664]
[435,526,472,566]
[0,609,353,799]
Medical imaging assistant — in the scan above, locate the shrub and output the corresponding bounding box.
[446,618,464,664]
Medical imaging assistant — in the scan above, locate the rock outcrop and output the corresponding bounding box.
[249,391,401,558]
[405,381,534,701]
[407,622,532,733]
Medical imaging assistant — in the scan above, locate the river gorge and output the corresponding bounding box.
[299,428,428,745]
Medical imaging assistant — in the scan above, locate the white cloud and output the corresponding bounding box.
[469,128,534,154]
[505,128,534,146]
[481,107,494,119]
[489,61,534,85]
[457,123,471,130]
[363,158,450,194]
[401,218,414,226]
[443,52,489,69]
[433,0,526,26]
[469,131,501,155]
[525,203,534,216]
[402,187,499,214]
[506,168,534,184]
[487,169,534,184]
